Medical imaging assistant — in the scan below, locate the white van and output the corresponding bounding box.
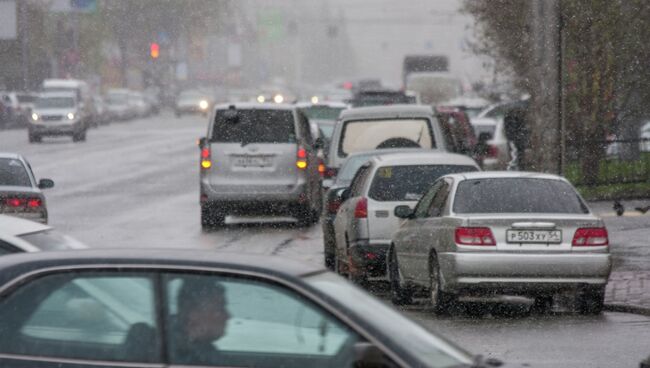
[42,79,96,125]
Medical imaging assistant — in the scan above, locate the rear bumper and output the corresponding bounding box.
[2,211,47,224]
[201,178,309,204]
[439,252,611,294]
[349,240,390,278]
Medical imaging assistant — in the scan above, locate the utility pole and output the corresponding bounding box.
[527,0,561,174]
[19,0,29,90]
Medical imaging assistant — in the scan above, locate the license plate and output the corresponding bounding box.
[506,230,562,243]
[234,156,271,167]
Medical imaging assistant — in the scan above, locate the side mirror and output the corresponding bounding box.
[314,137,324,150]
[340,188,351,202]
[354,342,394,368]
[38,178,54,189]
[198,137,208,148]
[394,205,413,219]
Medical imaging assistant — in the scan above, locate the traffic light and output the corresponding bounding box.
[150,43,160,59]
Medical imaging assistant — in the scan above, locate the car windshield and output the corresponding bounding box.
[34,97,75,109]
[340,119,434,156]
[369,164,478,202]
[453,178,590,214]
[211,109,296,143]
[305,272,473,367]
[301,106,344,121]
[337,154,375,184]
[18,229,85,251]
[0,158,30,187]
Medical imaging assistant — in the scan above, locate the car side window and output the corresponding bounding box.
[349,165,371,197]
[427,181,451,217]
[413,181,443,218]
[0,272,160,363]
[164,273,362,368]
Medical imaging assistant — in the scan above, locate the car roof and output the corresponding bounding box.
[0,249,324,286]
[0,215,51,237]
[443,171,566,182]
[38,91,77,98]
[214,102,296,111]
[339,104,433,120]
[295,101,348,108]
[369,151,479,167]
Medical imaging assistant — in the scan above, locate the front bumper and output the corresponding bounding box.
[29,121,83,135]
[439,252,611,294]
[348,240,390,278]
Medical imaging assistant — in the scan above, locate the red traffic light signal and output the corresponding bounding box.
[150,43,160,59]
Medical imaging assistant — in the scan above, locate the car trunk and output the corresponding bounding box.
[467,214,603,252]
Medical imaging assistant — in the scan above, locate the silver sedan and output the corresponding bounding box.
[389,172,611,315]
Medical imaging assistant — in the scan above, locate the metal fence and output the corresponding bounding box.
[566,138,650,187]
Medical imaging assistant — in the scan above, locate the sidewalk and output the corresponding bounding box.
[606,271,650,313]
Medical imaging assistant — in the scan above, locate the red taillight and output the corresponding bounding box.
[328,198,342,214]
[296,147,308,169]
[200,147,212,169]
[317,158,326,177]
[324,167,338,179]
[572,227,609,246]
[354,197,368,218]
[5,198,22,207]
[487,145,499,158]
[27,198,42,208]
[455,227,496,246]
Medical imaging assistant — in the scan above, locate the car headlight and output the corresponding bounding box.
[31,113,39,121]
[67,112,75,120]
[257,95,265,103]
[311,96,319,104]
[199,100,209,110]
[273,94,284,104]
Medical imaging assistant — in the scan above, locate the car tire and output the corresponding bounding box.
[295,205,317,227]
[429,254,456,315]
[72,130,86,142]
[201,204,226,230]
[576,287,605,315]
[388,246,413,305]
[28,133,41,143]
[531,294,554,314]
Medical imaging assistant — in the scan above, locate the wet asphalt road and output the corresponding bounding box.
[1,113,649,368]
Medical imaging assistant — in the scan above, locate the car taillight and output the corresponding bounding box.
[5,198,22,207]
[318,159,326,177]
[324,167,338,179]
[487,145,499,158]
[354,197,368,218]
[328,198,342,214]
[27,198,42,208]
[572,227,609,246]
[200,147,212,169]
[455,227,496,246]
[296,147,308,169]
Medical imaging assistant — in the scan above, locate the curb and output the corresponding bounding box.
[604,303,650,316]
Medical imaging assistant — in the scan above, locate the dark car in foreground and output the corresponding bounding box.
[0,153,53,224]
[0,249,498,368]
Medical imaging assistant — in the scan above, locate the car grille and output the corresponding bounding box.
[41,115,63,121]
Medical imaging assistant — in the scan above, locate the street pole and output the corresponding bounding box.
[558,0,566,175]
[19,0,29,90]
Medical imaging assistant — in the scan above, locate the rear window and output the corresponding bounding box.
[0,158,31,187]
[453,178,589,214]
[340,119,435,156]
[369,164,477,202]
[473,124,496,140]
[211,109,296,143]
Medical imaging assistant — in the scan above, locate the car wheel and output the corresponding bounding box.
[429,254,456,315]
[576,287,605,315]
[72,131,86,142]
[201,204,225,231]
[388,246,413,305]
[295,205,316,227]
[28,133,41,143]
